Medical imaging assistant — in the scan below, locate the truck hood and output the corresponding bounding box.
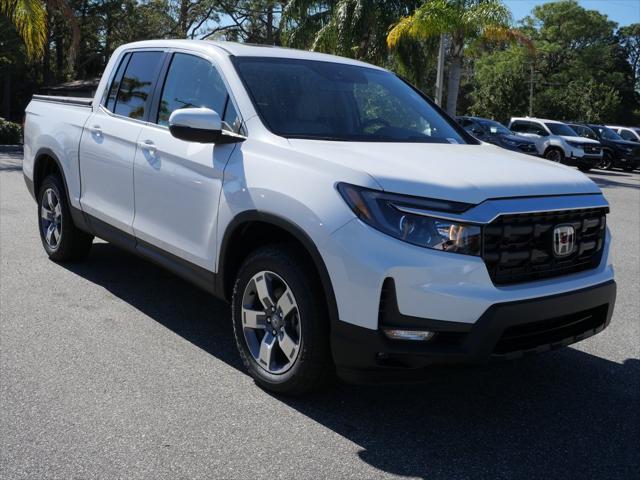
[288,140,601,204]
[560,135,600,144]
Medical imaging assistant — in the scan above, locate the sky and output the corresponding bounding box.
[504,0,640,27]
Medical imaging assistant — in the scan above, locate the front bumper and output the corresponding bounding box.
[332,280,616,383]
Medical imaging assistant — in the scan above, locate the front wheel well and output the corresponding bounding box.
[219,217,338,330]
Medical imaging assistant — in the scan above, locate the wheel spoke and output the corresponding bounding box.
[258,332,277,369]
[276,287,296,318]
[46,190,55,210]
[41,207,54,221]
[278,330,298,361]
[242,308,266,329]
[54,203,62,219]
[254,274,275,309]
[52,226,61,244]
[45,224,55,245]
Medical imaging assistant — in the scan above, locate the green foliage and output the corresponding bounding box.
[0,0,47,58]
[0,118,22,144]
[470,46,530,122]
[1,0,639,125]
[471,0,639,123]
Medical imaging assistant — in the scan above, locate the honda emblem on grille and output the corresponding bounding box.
[553,225,576,257]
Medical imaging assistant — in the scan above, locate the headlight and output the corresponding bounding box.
[624,147,634,154]
[337,183,481,256]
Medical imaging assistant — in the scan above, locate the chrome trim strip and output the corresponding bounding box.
[393,194,609,224]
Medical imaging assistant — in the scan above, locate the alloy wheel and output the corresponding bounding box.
[40,188,62,250]
[241,271,302,374]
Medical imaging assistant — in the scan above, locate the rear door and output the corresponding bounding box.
[79,50,165,234]
[131,51,242,270]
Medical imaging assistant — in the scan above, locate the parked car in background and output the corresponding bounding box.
[606,125,640,144]
[569,123,640,171]
[457,116,538,155]
[508,117,602,172]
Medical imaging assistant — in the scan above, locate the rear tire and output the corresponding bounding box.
[231,245,333,395]
[544,148,564,163]
[37,174,93,261]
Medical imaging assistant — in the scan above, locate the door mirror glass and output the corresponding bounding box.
[169,107,223,143]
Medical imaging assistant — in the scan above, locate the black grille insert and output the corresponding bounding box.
[482,207,607,285]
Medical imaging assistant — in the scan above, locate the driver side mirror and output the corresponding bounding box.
[169,107,245,144]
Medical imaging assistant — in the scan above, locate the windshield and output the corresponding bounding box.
[594,126,623,141]
[233,57,467,143]
[477,119,512,135]
[545,122,578,136]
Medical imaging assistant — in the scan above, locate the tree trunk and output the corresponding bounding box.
[43,5,52,86]
[266,2,274,44]
[445,34,465,116]
[2,74,11,120]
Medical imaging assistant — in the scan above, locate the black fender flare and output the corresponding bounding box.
[217,210,339,330]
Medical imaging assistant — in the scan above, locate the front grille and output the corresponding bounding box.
[482,207,607,285]
[583,145,600,154]
[493,304,608,355]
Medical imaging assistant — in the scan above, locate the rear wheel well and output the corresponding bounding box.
[34,154,63,196]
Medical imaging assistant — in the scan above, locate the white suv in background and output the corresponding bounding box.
[509,117,602,172]
[23,41,616,394]
[607,125,640,143]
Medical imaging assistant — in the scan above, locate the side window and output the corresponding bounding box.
[157,53,240,132]
[532,123,547,136]
[620,129,635,141]
[104,53,130,112]
[114,51,164,120]
[511,121,525,133]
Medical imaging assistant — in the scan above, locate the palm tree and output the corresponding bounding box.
[1,0,80,68]
[0,0,47,58]
[387,0,532,115]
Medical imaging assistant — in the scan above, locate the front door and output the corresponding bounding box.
[132,52,242,270]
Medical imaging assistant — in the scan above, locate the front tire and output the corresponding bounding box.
[599,152,613,170]
[37,174,93,261]
[231,245,332,395]
[544,148,564,163]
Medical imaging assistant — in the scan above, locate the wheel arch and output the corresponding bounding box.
[33,147,90,232]
[218,211,339,330]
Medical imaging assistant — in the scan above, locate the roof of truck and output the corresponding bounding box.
[510,117,566,124]
[118,39,385,70]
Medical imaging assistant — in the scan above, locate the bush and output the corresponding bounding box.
[0,118,23,145]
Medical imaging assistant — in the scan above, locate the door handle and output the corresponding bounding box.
[138,140,157,154]
[89,125,102,137]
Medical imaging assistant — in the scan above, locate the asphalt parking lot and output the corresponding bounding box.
[1,149,638,479]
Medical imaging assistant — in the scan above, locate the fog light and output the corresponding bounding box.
[382,329,435,341]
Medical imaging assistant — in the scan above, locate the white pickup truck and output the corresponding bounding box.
[24,40,616,394]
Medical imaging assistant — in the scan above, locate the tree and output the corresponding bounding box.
[618,23,640,94]
[0,0,46,58]
[387,0,531,116]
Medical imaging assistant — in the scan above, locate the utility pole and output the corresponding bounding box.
[529,61,534,117]
[435,34,446,106]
